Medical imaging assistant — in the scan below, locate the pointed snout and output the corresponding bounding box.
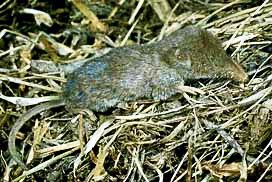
[231,61,248,83]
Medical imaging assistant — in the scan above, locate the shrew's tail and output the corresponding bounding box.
[8,100,65,169]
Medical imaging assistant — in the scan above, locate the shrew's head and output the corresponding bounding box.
[171,26,248,82]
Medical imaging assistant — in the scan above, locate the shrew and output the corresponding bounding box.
[8,26,248,169]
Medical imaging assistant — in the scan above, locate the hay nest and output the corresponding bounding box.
[0,0,271,181]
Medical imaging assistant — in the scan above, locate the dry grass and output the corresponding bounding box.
[0,0,271,181]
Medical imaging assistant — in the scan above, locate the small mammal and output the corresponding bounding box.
[8,26,248,168]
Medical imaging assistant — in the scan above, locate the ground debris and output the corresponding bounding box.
[0,1,271,181]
